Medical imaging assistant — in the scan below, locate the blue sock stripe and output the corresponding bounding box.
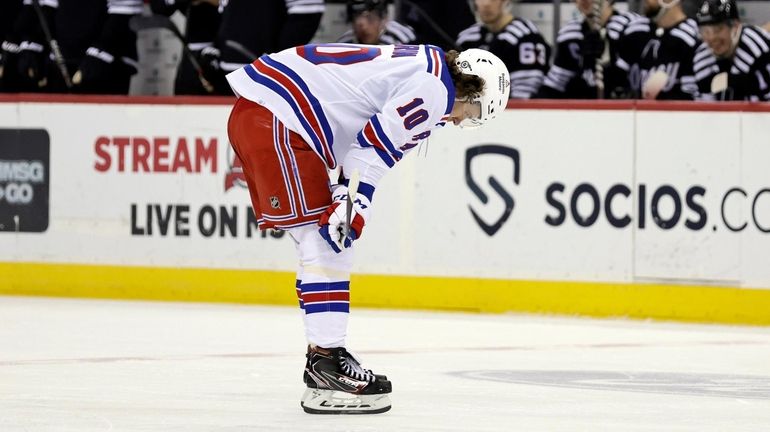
[300,281,350,293]
[304,302,350,314]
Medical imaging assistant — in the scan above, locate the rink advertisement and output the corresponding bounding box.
[0,128,50,233]
[0,96,768,324]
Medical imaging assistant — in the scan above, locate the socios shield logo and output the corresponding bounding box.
[465,145,520,236]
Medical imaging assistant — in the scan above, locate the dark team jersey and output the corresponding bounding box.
[150,0,220,49]
[80,0,142,74]
[616,16,701,100]
[56,0,107,66]
[693,25,770,101]
[0,0,23,91]
[0,1,23,57]
[151,0,222,95]
[0,0,22,43]
[397,0,476,50]
[217,0,324,73]
[539,10,638,99]
[107,0,142,14]
[14,0,58,60]
[336,20,417,45]
[457,17,551,99]
[0,0,58,91]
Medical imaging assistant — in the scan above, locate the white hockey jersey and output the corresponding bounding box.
[226,43,455,189]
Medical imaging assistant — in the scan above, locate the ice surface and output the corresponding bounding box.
[1,296,769,431]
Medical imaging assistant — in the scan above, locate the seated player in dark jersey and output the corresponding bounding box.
[0,0,25,92]
[537,0,639,99]
[202,0,325,95]
[70,0,143,95]
[615,0,701,99]
[457,0,550,99]
[150,0,221,95]
[693,0,770,101]
[396,0,475,50]
[337,0,416,45]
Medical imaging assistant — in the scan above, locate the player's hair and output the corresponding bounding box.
[445,50,484,100]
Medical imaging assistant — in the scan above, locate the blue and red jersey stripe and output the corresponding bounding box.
[356,115,405,167]
[244,56,336,168]
[424,45,456,116]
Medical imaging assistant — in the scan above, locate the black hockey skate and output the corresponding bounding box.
[301,345,392,414]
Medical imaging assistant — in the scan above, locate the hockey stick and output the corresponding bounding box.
[129,14,214,93]
[31,0,72,89]
[642,70,668,100]
[224,40,257,61]
[588,0,608,98]
[398,0,460,50]
[345,169,360,240]
[710,71,728,100]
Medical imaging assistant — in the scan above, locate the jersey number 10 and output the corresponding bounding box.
[396,98,429,130]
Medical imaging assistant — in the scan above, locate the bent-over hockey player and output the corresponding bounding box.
[457,0,551,98]
[615,0,701,99]
[337,0,416,45]
[693,0,770,101]
[225,44,510,414]
[537,0,639,98]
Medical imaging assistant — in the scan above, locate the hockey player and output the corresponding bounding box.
[69,0,142,94]
[457,0,551,98]
[150,0,221,95]
[693,0,770,101]
[614,0,701,99]
[225,44,510,414]
[0,0,23,92]
[397,0,476,50]
[337,0,416,45]
[206,0,325,94]
[35,0,143,94]
[44,0,106,93]
[537,0,639,98]
[3,0,58,92]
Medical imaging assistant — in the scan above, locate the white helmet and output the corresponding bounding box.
[454,48,511,129]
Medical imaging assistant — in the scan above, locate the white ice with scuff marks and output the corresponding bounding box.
[1,296,769,431]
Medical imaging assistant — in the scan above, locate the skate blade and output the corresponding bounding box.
[300,388,391,415]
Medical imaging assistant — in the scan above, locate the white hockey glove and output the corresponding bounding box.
[317,184,370,253]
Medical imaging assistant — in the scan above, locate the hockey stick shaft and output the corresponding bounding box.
[129,15,214,93]
[345,169,360,239]
[224,40,257,61]
[589,0,605,99]
[397,0,460,50]
[31,0,72,88]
